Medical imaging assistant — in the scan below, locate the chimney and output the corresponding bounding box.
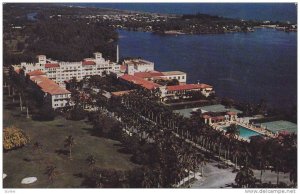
[116,44,119,63]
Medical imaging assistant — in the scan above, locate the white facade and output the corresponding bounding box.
[16,52,121,88]
[161,71,187,83]
[123,59,155,75]
[26,72,72,109]
[50,93,72,109]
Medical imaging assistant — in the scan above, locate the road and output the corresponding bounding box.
[192,161,236,188]
[192,161,293,188]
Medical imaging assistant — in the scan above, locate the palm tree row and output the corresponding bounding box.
[102,89,296,187]
[81,90,206,187]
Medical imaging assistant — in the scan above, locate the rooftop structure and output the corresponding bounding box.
[119,74,161,90]
[201,111,238,124]
[134,71,164,79]
[122,59,154,75]
[25,70,72,109]
[124,59,153,66]
[45,63,60,68]
[29,75,71,95]
[27,70,46,76]
[162,71,186,76]
[166,83,212,91]
[134,70,187,83]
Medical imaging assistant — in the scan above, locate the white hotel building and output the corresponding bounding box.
[16,52,121,88]
[12,52,122,109]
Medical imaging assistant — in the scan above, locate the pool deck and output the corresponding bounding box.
[211,121,276,142]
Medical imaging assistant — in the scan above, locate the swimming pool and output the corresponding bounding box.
[225,125,262,140]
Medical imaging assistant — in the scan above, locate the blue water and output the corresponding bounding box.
[27,12,38,21]
[225,125,262,140]
[72,3,297,23]
[118,28,297,110]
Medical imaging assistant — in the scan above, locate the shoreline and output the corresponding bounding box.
[118,26,296,36]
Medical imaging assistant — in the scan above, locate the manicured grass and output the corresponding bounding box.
[3,93,137,188]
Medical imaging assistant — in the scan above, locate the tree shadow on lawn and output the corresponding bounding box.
[73,172,84,178]
[81,128,131,154]
[117,147,132,154]
[56,124,65,127]
[113,143,123,147]
[55,149,69,156]
[82,127,100,137]
[5,104,18,110]
[23,157,32,162]
[12,113,22,118]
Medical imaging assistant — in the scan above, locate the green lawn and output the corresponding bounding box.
[3,92,137,188]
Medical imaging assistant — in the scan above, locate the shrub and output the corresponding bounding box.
[3,126,30,151]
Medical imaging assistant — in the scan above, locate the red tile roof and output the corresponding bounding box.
[120,65,127,72]
[30,75,71,95]
[167,83,212,91]
[27,70,46,76]
[120,74,161,90]
[134,71,164,79]
[14,68,21,74]
[278,130,291,135]
[125,59,151,65]
[111,90,134,97]
[202,115,211,119]
[227,111,237,115]
[82,60,96,66]
[45,63,60,68]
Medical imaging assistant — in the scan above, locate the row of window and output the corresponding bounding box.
[54,98,69,102]
[54,103,65,107]
[167,76,185,80]
[54,94,70,98]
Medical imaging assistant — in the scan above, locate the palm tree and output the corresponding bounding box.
[289,166,297,187]
[225,124,240,139]
[235,166,256,188]
[198,153,206,177]
[64,135,75,160]
[33,141,43,153]
[86,154,96,169]
[142,167,154,188]
[45,165,58,183]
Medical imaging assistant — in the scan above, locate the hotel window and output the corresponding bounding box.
[182,76,185,79]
